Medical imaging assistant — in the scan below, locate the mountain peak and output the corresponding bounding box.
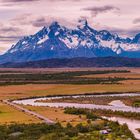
[50,21,59,25]
[77,18,88,29]
[49,21,61,28]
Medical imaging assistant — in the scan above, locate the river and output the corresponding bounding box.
[13,93,140,139]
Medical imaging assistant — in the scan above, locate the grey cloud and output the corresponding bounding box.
[83,5,120,17]
[11,13,76,28]
[10,13,140,38]
[2,0,39,2]
[0,24,23,42]
[31,16,77,28]
[0,27,20,33]
[11,13,33,25]
[11,14,50,27]
[0,0,40,6]
[103,26,140,37]
[1,0,79,3]
[31,17,49,27]
[0,35,22,42]
[133,18,140,24]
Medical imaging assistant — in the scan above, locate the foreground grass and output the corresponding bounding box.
[0,116,136,140]
[0,102,40,124]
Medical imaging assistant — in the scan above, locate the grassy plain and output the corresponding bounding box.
[0,68,140,124]
[0,68,139,100]
[0,102,40,124]
[0,83,140,100]
[24,106,89,126]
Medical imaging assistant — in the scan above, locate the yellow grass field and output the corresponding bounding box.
[0,83,140,100]
[24,106,87,126]
[0,102,40,124]
[0,68,140,100]
[79,72,140,79]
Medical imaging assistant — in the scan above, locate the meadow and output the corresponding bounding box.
[0,102,40,124]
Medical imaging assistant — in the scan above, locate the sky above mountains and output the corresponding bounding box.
[0,0,140,54]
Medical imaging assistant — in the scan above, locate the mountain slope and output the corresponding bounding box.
[0,19,140,64]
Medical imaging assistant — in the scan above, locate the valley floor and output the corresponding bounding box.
[0,68,140,139]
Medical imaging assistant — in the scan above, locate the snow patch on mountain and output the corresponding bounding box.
[37,35,49,45]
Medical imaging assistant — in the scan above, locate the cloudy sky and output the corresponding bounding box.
[0,0,140,54]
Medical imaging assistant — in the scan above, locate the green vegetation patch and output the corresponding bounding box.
[0,70,131,85]
[132,100,140,107]
[0,121,136,140]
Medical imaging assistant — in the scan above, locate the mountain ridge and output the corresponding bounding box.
[0,19,140,64]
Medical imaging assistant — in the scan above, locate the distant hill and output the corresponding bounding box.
[1,57,140,68]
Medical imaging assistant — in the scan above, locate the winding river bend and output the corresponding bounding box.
[13,93,140,139]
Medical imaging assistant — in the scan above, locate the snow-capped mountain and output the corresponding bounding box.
[0,19,140,63]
